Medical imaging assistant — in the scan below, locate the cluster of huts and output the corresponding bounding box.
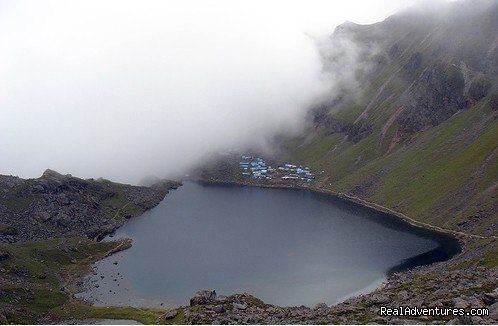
[239,155,316,182]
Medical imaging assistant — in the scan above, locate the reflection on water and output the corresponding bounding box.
[78,182,460,308]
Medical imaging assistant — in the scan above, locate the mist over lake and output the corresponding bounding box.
[79,182,460,308]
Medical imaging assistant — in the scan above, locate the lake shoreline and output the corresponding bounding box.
[81,180,448,308]
[72,179,497,324]
[194,177,473,244]
[170,179,496,324]
[78,179,461,305]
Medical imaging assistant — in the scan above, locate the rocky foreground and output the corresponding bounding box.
[0,169,181,242]
[175,258,498,325]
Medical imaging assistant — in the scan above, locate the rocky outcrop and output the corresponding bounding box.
[396,61,467,136]
[311,107,373,142]
[313,0,498,142]
[342,119,373,142]
[0,170,181,243]
[311,106,346,134]
[183,264,498,324]
[190,290,218,306]
[468,77,492,102]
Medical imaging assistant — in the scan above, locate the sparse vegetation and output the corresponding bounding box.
[0,237,152,324]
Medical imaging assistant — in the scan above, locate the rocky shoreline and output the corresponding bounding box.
[1,170,496,324]
[178,268,498,324]
[0,170,181,324]
[182,177,497,324]
[168,242,498,324]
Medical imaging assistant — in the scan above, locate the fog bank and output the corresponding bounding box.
[0,0,416,183]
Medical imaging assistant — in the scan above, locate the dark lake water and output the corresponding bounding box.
[78,182,460,308]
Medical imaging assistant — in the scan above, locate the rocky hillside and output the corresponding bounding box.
[279,0,498,237]
[0,170,181,324]
[0,169,181,243]
[179,261,498,325]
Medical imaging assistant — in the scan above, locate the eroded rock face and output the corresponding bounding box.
[309,106,373,143]
[311,105,346,134]
[342,119,373,142]
[397,61,466,137]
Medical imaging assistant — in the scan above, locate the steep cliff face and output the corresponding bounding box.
[282,0,498,236]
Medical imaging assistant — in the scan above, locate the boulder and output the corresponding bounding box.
[483,292,498,305]
[489,302,498,321]
[232,303,247,310]
[36,211,51,222]
[217,295,228,303]
[213,305,225,313]
[190,290,217,306]
[453,296,469,309]
[365,293,391,305]
[164,309,178,319]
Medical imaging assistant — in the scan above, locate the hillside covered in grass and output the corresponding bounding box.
[280,0,498,237]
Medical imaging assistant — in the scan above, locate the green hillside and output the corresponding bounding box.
[281,0,498,237]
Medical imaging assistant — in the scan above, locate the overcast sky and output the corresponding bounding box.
[0,0,418,184]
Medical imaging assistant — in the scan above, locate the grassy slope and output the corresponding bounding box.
[0,237,179,324]
[285,74,498,238]
[286,5,498,233]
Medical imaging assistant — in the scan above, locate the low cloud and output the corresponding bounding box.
[0,0,416,183]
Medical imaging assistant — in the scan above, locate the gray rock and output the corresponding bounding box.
[366,293,391,305]
[489,302,498,320]
[313,303,328,310]
[216,295,228,303]
[467,296,484,308]
[190,290,217,306]
[232,303,247,310]
[453,297,469,309]
[36,212,51,222]
[213,305,225,314]
[483,292,498,305]
[397,290,409,300]
[372,316,388,323]
[164,309,178,319]
[457,315,472,325]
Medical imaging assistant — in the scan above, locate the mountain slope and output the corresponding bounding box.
[0,169,181,242]
[281,0,498,237]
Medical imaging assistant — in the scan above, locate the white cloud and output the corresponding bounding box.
[0,0,416,183]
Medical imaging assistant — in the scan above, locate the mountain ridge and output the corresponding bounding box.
[279,0,498,238]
